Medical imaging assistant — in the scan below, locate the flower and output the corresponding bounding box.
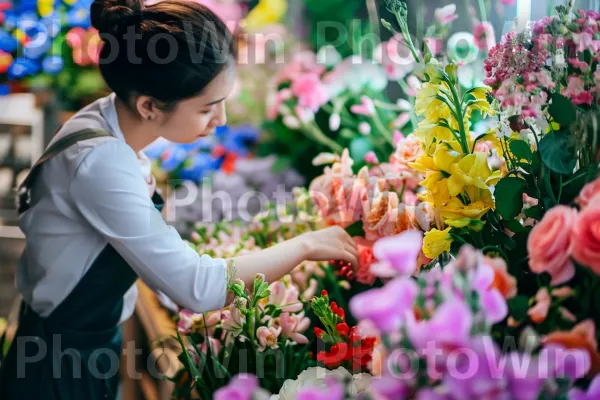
[486,257,517,299]
[279,312,310,344]
[268,281,303,313]
[374,35,417,80]
[528,288,551,324]
[214,374,260,400]
[257,326,281,352]
[222,303,246,337]
[434,4,458,26]
[370,230,423,277]
[349,277,418,333]
[499,0,516,4]
[422,228,452,259]
[543,320,600,377]
[473,21,496,51]
[572,202,600,276]
[271,367,372,400]
[243,0,287,31]
[569,375,600,400]
[290,73,329,112]
[350,96,376,116]
[577,178,600,209]
[527,205,577,286]
[177,309,220,335]
[354,237,377,285]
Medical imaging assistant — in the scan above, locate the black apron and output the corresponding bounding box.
[0,129,164,399]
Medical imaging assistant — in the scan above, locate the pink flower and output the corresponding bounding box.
[266,89,291,120]
[279,312,310,344]
[424,38,444,56]
[390,134,423,168]
[375,35,417,80]
[290,73,329,112]
[349,277,418,333]
[297,377,344,400]
[364,151,379,165]
[528,288,551,324]
[577,178,600,209]
[257,326,281,351]
[473,22,496,51]
[569,375,600,399]
[351,96,376,116]
[393,112,410,129]
[268,281,303,313]
[370,230,422,278]
[499,0,516,4]
[177,309,221,335]
[362,191,410,241]
[214,374,259,400]
[222,303,246,337]
[572,203,600,275]
[354,237,377,285]
[527,205,578,286]
[434,4,458,26]
[569,58,590,70]
[405,75,422,96]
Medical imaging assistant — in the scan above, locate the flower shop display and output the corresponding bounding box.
[180,2,600,398]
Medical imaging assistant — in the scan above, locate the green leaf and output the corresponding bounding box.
[538,132,577,174]
[510,140,532,162]
[508,295,530,321]
[494,177,527,220]
[524,205,543,221]
[345,220,365,237]
[548,93,576,127]
[504,219,527,233]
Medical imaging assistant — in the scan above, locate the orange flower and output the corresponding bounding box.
[528,288,551,324]
[486,256,517,299]
[544,320,600,377]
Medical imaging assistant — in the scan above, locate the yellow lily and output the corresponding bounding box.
[440,195,492,222]
[447,152,493,196]
[244,0,287,31]
[423,227,453,259]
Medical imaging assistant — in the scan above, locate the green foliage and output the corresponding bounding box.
[548,94,577,127]
[539,132,577,175]
[494,177,527,220]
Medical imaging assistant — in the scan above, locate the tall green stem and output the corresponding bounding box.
[478,0,488,21]
[304,123,344,154]
[446,79,470,154]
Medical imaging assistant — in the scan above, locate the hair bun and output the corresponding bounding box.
[91,0,142,36]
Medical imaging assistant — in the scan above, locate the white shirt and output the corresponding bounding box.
[16,93,227,323]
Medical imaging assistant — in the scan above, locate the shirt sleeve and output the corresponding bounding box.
[69,139,227,313]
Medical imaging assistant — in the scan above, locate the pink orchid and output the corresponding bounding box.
[351,96,376,116]
[364,151,379,165]
[434,4,458,26]
[279,312,310,344]
[370,230,423,278]
[407,298,473,352]
[349,277,418,333]
[290,73,329,112]
[214,374,260,400]
[257,326,281,351]
[268,281,303,313]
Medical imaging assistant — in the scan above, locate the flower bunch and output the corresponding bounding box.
[310,290,376,372]
[347,231,594,399]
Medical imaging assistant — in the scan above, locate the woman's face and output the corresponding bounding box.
[155,64,236,144]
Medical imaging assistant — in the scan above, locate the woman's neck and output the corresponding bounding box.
[114,97,158,153]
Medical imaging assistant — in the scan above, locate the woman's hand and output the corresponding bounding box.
[296,226,359,273]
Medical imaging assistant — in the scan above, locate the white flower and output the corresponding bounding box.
[317,45,342,67]
[270,367,372,400]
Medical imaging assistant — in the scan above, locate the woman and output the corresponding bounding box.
[0,0,358,398]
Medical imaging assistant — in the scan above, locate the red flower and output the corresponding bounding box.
[336,323,349,336]
[314,327,325,338]
[321,290,328,297]
[317,343,349,368]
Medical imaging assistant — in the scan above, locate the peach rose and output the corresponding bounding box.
[309,149,368,228]
[527,205,578,286]
[571,204,600,275]
[528,287,551,324]
[576,177,600,209]
[362,191,413,241]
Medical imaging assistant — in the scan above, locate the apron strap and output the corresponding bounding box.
[16,128,113,215]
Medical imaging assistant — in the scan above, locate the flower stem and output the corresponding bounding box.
[372,112,395,145]
[446,79,470,154]
[304,123,344,154]
[478,0,487,22]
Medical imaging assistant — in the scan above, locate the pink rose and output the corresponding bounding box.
[527,205,578,285]
[278,312,310,344]
[290,73,329,112]
[577,178,600,209]
[353,237,377,285]
[572,204,600,275]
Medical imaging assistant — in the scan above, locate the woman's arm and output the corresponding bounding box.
[232,226,359,289]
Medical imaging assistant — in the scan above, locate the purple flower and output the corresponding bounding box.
[297,377,344,400]
[539,344,591,381]
[408,298,473,352]
[214,374,259,400]
[371,375,412,399]
[415,388,451,400]
[569,375,600,400]
[371,230,423,277]
[349,277,418,333]
[503,352,545,400]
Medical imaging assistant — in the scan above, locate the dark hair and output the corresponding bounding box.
[90,0,236,112]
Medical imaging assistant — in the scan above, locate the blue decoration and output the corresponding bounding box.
[42,54,63,74]
[8,57,40,79]
[0,83,10,95]
[41,13,62,38]
[65,7,90,29]
[178,153,220,183]
[23,35,52,59]
[0,30,19,52]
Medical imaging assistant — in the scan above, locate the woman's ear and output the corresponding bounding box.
[136,96,156,121]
